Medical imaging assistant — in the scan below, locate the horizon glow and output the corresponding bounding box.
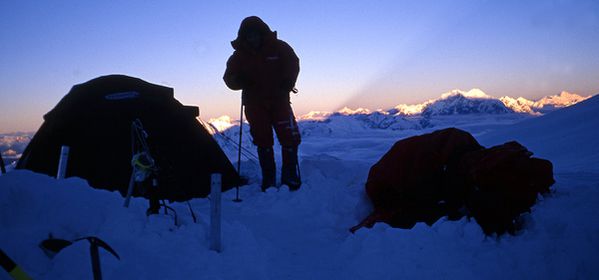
[1,0,599,133]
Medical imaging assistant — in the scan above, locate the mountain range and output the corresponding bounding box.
[206,89,592,134]
[3,89,591,161]
[285,89,590,132]
[301,89,591,120]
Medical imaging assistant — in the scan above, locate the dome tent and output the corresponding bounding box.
[17,75,243,201]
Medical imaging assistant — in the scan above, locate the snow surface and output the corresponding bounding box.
[1,96,599,279]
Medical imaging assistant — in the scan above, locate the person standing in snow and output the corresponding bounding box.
[223,16,302,191]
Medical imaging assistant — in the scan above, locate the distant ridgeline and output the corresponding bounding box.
[302,89,592,119]
[3,89,592,164]
[286,89,593,133]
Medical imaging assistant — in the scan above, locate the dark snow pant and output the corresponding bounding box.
[244,101,301,148]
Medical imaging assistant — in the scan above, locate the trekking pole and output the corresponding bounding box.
[233,101,244,203]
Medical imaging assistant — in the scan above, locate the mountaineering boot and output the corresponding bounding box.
[281,146,301,191]
[257,146,276,191]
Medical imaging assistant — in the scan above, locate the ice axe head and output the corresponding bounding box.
[39,238,74,258]
[75,237,120,260]
[39,236,120,260]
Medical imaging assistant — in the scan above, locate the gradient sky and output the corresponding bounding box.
[1,0,598,133]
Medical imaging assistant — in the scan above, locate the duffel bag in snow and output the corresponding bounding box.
[456,141,554,234]
[351,128,483,232]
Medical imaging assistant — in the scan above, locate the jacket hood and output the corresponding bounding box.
[231,16,276,50]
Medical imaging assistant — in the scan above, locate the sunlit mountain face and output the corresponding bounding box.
[201,89,593,137]
[298,89,591,119]
[501,91,591,114]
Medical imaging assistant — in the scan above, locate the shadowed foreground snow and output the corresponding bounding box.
[1,164,598,279]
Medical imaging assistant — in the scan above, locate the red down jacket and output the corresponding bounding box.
[223,16,300,105]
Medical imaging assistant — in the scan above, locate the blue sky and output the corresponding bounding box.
[1,0,598,133]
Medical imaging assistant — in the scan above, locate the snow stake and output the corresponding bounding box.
[210,173,222,252]
[56,145,70,179]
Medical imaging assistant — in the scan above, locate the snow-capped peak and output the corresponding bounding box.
[392,103,429,116]
[500,91,591,114]
[336,107,371,115]
[423,89,511,116]
[499,96,536,114]
[440,88,493,100]
[298,107,372,121]
[298,111,333,121]
[392,89,495,116]
[534,91,591,108]
[206,115,235,132]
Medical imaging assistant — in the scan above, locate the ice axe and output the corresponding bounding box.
[39,236,120,280]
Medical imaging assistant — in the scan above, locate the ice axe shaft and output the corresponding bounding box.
[90,241,102,280]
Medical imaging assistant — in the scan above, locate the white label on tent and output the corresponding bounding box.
[104,91,140,100]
